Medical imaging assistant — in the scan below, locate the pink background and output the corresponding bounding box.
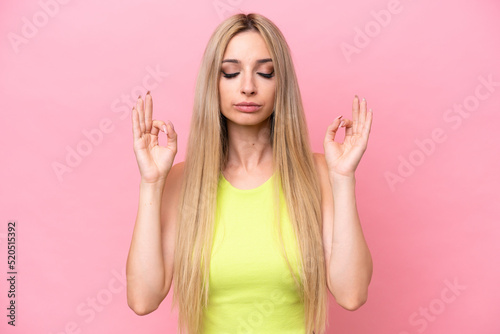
[1,0,499,333]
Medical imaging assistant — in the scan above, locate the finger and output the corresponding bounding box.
[145,91,153,133]
[324,115,343,143]
[131,107,141,141]
[341,118,354,138]
[151,119,165,137]
[352,95,360,135]
[152,120,177,145]
[136,95,146,134]
[164,121,177,146]
[359,97,367,135]
[361,109,373,140]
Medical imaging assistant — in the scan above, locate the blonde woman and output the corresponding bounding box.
[126,13,373,334]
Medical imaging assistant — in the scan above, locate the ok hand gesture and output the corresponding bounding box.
[323,95,373,179]
[132,92,177,184]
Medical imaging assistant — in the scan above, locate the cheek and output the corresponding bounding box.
[268,91,276,105]
[219,83,231,104]
[266,82,276,101]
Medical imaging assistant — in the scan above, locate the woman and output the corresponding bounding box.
[126,13,373,334]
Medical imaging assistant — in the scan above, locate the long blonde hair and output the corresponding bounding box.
[171,13,328,334]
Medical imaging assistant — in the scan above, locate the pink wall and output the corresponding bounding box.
[1,0,499,333]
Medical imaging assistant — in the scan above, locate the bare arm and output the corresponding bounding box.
[126,92,179,315]
[126,178,168,315]
[315,152,372,311]
[328,173,372,311]
[126,162,182,315]
[320,95,374,311]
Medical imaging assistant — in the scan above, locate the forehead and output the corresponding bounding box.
[222,31,271,61]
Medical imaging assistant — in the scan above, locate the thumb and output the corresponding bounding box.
[324,115,343,143]
[151,120,177,141]
[165,121,177,139]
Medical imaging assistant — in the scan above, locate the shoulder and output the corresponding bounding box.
[312,152,329,182]
[160,161,186,231]
[312,152,333,205]
[163,161,186,200]
[170,160,186,178]
[312,152,325,166]
[166,160,185,180]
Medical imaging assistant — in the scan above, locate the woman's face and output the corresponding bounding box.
[219,31,276,126]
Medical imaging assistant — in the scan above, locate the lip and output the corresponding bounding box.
[234,102,262,113]
[235,102,261,106]
[234,104,262,112]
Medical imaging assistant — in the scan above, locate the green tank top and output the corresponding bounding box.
[201,171,305,334]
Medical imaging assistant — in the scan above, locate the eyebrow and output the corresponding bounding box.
[221,58,273,64]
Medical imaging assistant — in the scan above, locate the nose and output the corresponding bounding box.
[240,72,256,96]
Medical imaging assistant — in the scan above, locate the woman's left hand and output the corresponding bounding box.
[323,95,373,178]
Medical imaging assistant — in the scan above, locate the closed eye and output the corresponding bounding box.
[221,70,274,79]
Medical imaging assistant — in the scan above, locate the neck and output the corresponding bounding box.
[225,117,273,173]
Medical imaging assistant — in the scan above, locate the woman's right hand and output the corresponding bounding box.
[131,92,177,184]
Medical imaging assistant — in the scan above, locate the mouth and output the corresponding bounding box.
[234,104,262,112]
[235,102,261,106]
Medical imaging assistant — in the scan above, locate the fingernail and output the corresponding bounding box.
[335,115,343,120]
[138,95,142,99]
[355,95,358,99]
[369,108,372,112]
[340,120,345,127]
[362,97,366,102]
[146,91,150,95]
[162,125,167,133]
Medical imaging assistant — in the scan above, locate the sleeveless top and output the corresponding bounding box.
[201,171,306,334]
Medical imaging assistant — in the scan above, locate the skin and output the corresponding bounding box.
[219,32,373,310]
[218,30,374,310]
[320,96,374,310]
[128,29,373,315]
[218,30,276,188]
